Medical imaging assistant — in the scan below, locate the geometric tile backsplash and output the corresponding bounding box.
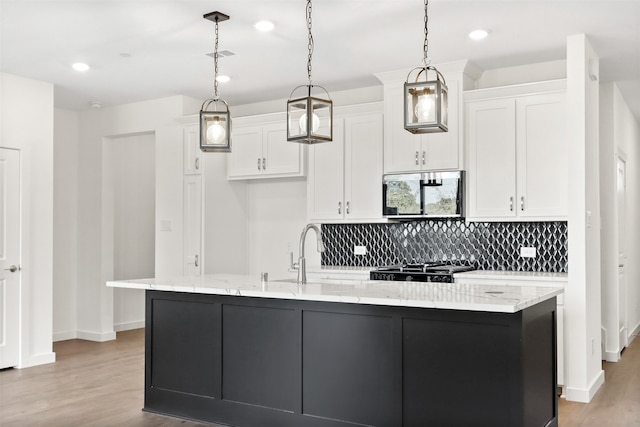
[321,220,568,273]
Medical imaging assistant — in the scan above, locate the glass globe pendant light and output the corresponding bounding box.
[404,0,448,134]
[200,11,231,152]
[287,0,333,144]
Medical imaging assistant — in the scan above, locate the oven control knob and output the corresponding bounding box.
[406,275,413,281]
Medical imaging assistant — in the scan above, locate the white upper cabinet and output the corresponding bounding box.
[375,61,481,174]
[227,114,305,180]
[183,124,202,175]
[307,103,384,222]
[465,80,568,221]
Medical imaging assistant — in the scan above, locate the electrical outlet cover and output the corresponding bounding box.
[520,247,537,258]
[354,245,367,255]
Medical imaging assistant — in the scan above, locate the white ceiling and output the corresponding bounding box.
[2,0,639,120]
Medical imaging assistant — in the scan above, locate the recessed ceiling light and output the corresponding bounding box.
[469,29,489,40]
[216,75,230,83]
[72,62,90,72]
[254,20,274,32]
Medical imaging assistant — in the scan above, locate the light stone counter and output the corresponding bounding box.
[455,270,568,283]
[108,273,563,313]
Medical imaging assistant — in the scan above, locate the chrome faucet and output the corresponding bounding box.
[295,223,325,284]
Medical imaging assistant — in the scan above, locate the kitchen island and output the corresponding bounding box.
[108,274,563,427]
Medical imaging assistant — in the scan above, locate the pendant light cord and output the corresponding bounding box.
[306,0,314,87]
[423,0,430,67]
[213,16,220,100]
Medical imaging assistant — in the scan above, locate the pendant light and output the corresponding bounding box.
[200,11,231,152]
[287,0,333,144]
[404,0,448,134]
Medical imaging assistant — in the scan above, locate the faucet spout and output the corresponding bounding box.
[297,223,324,284]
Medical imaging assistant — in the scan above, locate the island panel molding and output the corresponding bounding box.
[142,289,558,427]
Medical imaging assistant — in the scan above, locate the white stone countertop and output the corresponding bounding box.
[107,273,563,314]
[455,270,568,282]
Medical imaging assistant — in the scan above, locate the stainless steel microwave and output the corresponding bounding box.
[383,171,465,219]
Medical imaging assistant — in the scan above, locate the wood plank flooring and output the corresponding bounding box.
[1,328,638,426]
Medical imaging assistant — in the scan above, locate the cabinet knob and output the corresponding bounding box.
[195,255,199,268]
[422,151,426,165]
[509,197,514,212]
[415,151,419,166]
[262,157,266,170]
[346,201,350,215]
[257,158,261,170]
[195,157,200,170]
[520,196,525,211]
[338,201,342,215]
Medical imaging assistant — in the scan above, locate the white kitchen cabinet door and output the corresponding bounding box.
[307,120,345,221]
[227,125,263,179]
[516,93,568,218]
[383,81,460,173]
[228,120,305,180]
[466,98,517,218]
[307,112,383,222]
[183,175,202,276]
[183,124,202,175]
[383,84,423,173]
[344,112,383,220]
[262,122,304,177]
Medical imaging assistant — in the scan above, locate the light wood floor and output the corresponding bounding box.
[1,329,638,426]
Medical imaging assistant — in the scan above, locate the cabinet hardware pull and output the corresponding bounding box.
[415,151,419,166]
[195,157,200,170]
[195,255,199,268]
[520,196,525,211]
[4,265,19,273]
[262,157,266,170]
[509,197,514,212]
[338,201,342,215]
[422,151,426,165]
[257,158,261,170]
[346,201,350,215]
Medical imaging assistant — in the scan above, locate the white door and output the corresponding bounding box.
[344,113,383,220]
[617,156,628,348]
[0,148,20,369]
[307,119,345,221]
[184,175,202,276]
[466,98,517,219]
[262,123,302,176]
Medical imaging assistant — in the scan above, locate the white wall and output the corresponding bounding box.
[0,72,56,367]
[53,108,79,341]
[73,95,201,341]
[615,88,640,339]
[202,152,249,274]
[564,34,604,402]
[108,133,155,331]
[246,178,320,278]
[601,83,640,360]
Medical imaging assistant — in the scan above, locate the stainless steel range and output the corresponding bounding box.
[370,262,475,283]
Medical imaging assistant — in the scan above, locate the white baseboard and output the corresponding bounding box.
[114,320,145,332]
[564,369,605,402]
[603,350,620,362]
[53,330,78,342]
[18,352,56,369]
[630,321,640,339]
[76,330,116,342]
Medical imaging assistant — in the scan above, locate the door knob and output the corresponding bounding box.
[4,265,19,273]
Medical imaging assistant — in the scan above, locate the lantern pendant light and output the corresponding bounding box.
[200,11,231,152]
[287,0,333,144]
[404,0,448,134]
